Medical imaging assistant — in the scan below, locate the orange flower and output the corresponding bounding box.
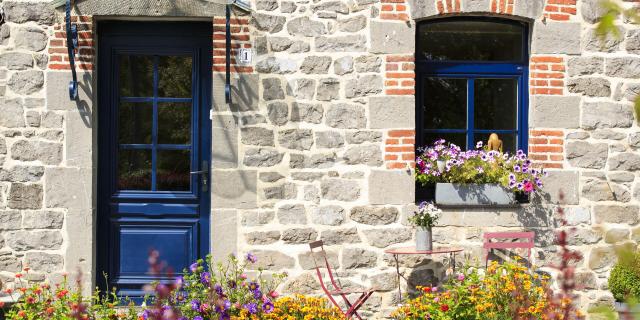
[4,289,12,294]
[46,307,55,314]
[23,267,30,272]
[17,310,26,318]
[56,289,69,299]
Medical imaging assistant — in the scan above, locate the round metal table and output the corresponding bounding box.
[384,246,464,302]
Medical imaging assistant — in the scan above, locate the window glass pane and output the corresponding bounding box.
[158,103,191,145]
[157,150,191,191]
[119,55,154,97]
[422,132,467,149]
[474,79,518,130]
[119,102,153,144]
[423,78,467,130]
[118,149,152,190]
[417,20,524,61]
[474,133,517,154]
[158,56,192,98]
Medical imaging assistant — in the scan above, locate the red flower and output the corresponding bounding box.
[15,273,23,279]
[0,301,5,308]
[23,267,30,272]
[56,289,69,299]
[4,289,12,294]
[26,296,35,304]
[17,310,26,318]
[440,304,449,312]
[422,287,431,293]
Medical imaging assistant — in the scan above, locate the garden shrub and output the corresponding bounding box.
[609,249,640,302]
[391,259,583,320]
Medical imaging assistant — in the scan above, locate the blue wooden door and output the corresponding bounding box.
[97,22,211,298]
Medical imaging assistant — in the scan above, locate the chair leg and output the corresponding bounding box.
[345,292,373,320]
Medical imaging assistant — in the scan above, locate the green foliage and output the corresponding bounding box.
[409,201,441,228]
[609,249,640,302]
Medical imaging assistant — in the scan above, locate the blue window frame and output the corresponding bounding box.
[416,18,529,153]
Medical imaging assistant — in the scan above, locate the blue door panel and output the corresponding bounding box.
[97,22,212,300]
[113,219,197,276]
[113,203,199,216]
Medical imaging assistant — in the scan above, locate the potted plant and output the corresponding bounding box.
[409,201,441,251]
[415,140,546,207]
[608,248,640,318]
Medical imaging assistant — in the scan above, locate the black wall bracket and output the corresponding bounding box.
[66,0,79,100]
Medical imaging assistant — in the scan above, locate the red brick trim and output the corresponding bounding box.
[384,55,415,96]
[436,0,461,14]
[385,130,416,169]
[380,0,410,21]
[530,56,565,96]
[490,0,514,14]
[544,0,577,21]
[213,17,253,73]
[529,130,564,169]
[48,16,94,71]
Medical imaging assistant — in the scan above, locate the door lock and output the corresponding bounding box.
[190,161,209,192]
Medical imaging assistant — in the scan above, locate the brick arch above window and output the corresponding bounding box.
[406,0,545,21]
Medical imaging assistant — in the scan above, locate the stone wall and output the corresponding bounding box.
[0,0,638,318]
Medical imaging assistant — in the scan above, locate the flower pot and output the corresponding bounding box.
[435,183,518,207]
[415,227,433,251]
[615,302,640,318]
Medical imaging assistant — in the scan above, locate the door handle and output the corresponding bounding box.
[190,161,209,192]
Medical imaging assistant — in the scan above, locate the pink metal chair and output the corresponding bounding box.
[308,240,375,320]
[483,231,535,266]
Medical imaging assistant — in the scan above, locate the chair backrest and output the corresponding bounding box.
[483,231,535,250]
[308,240,342,292]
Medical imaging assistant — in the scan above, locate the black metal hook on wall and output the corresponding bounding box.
[66,0,79,100]
[0,7,6,26]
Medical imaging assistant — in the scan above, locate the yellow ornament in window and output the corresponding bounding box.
[487,133,502,151]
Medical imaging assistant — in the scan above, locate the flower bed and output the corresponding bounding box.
[392,260,584,320]
[2,253,345,320]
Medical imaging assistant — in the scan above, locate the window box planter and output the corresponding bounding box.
[615,302,640,318]
[434,183,521,207]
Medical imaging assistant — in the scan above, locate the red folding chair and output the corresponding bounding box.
[308,240,375,320]
[483,231,535,267]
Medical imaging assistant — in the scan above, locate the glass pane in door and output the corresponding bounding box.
[119,56,154,97]
[158,56,193,98]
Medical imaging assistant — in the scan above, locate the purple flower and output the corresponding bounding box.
[509,173,516,182]
[214,284,224,296]
[248,281,260,292]
[243,302,258,314]
[189,262,198,273]
[253,289,262,300]
[194,316,204,320]
[262,301,275,314]
[246,252,258,263]
[201,272,211,285]
[191,299,201,311]
[514,165,521,173]
[175,276,184,288]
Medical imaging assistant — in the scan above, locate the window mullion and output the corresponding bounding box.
[151,55,159,192]
[467,78,475,150]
